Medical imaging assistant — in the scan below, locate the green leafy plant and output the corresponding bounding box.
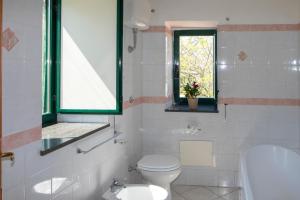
[183,81,200,98]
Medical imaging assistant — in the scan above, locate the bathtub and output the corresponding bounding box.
[240,145,300,200]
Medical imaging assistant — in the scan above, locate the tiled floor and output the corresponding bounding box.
[171,185,241,200]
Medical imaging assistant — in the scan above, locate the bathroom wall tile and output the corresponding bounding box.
[72,173,93,200]
[24,141,73,179]
[142,32,166,50]
[52,186,73,200]
[25,168,52,200]
[134,10,298,189]
[3,185,26,200]
[142,64,165,82]
[218,47,237,66]
[142,48,165,65]
[2,147,25,190]
[217,170,237,187]
[143,81,166,96]
[51,162,75,196]
[2,59,41,136]
[215,154,239,171]
[186,169,219,186]
[23,25,42,62]
[16,107,142,200]
[142,33,166,65]
[2,0,43,137]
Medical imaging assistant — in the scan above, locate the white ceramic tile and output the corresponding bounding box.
[25,168,52,200]
[142,80,165,96]
[178,168,215,185]
[24,141,73,179]
[52,185,73,200]
[181,187,219,200]
[172,191,185,200]
[51,162,75,196]
[215,155,239,171]
[72,174,91,200]
[2,59,41,135]
[2,147,25,190]
[172,185,199,194]
[205,186,237,196]
[217,171,237,187]
[142,64,165,82]
[3,185,25,200]
[142,48,165,65]
[143,32,166,50]
[223,190,241,200]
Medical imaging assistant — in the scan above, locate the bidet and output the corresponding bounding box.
[103,184,168,200]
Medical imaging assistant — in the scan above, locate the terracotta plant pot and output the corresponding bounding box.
[187,98,198,110]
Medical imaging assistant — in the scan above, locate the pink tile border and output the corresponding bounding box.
[219,98,300,106]
[123,97,144,110]
[218,24,300,31]
[123,96,300,108]
[141,96,170,104]
[2,126,42,151]
[3,97,299,150]
[143,26,166,33]
[123,96,170,110]
[143,24,300,33]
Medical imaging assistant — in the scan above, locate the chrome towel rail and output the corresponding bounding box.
[77,132,122,154]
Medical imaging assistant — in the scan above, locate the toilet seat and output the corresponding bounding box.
[138,155,181,172]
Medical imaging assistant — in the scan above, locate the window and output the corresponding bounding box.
[42,0,123,127]
[173,30,218,109]
[42,0,57,126]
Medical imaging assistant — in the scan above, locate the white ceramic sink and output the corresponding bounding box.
[102,184,168,200]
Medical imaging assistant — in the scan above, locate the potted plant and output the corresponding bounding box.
[183,81,200,110]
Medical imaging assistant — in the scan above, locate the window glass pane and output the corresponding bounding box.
[60,0,117,110]
[179,35,215,98]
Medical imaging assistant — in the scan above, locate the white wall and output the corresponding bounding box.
[2,0,143,200]
[150,0,300,25]
[2,0,42,135]
[298,31,300,150]
[141,30,300,187]
[141,0,300,187]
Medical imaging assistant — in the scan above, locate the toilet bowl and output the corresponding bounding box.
[137,155,181,200]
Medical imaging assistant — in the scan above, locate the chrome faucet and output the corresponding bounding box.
[110,178,125,193]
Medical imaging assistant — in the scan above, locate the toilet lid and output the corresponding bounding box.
[138,155,180,172]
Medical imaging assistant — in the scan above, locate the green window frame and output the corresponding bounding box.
[173,29,218,107]
[42,0,123,127]
[42,0,58,127]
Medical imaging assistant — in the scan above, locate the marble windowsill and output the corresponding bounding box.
[41,122,110,156]
[165,105,219,113]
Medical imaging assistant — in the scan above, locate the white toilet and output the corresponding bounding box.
[137,155,181,199]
